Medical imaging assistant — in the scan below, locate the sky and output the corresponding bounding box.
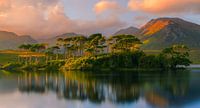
[0,0,200,39]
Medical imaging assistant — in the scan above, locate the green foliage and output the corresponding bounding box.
[19,60,65,71]
[64,51,146,70]
[56,35,88,57]
[46,60,65,71]
[0,53,18,65]
[14,34,192,71]
[139,54,168,69]
[161,44,191,69]
[18,43,46,52]
[20,63,44,71]
[1,60,65,71]
[108,35,142,52]
[18,44,32,50]
[64,44,191,70]
[54,34,142,58]
[85,33,106,55]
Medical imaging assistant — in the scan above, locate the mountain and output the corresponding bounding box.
[139,17,200,49]
[0,31,37,50]
[38,33,83,46]
[114,26,139,35]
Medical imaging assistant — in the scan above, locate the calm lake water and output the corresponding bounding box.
[0,69,200,108]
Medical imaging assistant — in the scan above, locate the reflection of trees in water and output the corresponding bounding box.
[17,70,190,104]
[143,70,190,107]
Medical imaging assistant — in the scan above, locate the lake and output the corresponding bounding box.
[0,69,200,108]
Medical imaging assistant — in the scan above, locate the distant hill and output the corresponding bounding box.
[38,33,83,46]
[0,31,37,50]
[139,18,200,49]
[114,26,139,35]
[1,17,200,50]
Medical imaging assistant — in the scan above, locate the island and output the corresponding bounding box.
[0,34,191,71]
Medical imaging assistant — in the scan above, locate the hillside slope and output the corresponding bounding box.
[114,18,200,49]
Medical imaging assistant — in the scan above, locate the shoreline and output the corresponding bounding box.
[187,64,200,68]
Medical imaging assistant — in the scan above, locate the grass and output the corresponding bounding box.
[0,50,45,65]
[144,50,161,55]
[189,50,200,64]
[0,53,18,65]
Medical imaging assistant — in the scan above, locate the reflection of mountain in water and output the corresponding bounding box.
[16,70,195,107]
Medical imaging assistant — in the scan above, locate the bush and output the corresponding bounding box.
[139,55,161,69]
[161,45,191,69]
[20,63,37,71]
[46,60,65,71]
[64,49,190,70]
[64,51,145,70]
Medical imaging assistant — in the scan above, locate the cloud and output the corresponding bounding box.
[94,0,126,15]
[0,0,10,12]
[0,0,126,38]
[94,0,120,14]
[128,0,200,14]
[76,17,126,35]
[133,16,151,27]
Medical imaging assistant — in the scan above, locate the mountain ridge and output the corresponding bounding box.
[38,32,83,46]
[114,26,139,36]
[1,17,200,50]
[0,31,37,50]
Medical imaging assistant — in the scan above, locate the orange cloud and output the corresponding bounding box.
[94,0,125,15]
[128,0,200,14]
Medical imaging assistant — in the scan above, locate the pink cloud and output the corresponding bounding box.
[76,17,126,35]
[0,0,126,38]
[128,0,200,14]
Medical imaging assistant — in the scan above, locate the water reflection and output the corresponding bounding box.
[16,70,192,107]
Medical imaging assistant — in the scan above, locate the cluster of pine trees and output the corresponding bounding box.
[16,34,191,71]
